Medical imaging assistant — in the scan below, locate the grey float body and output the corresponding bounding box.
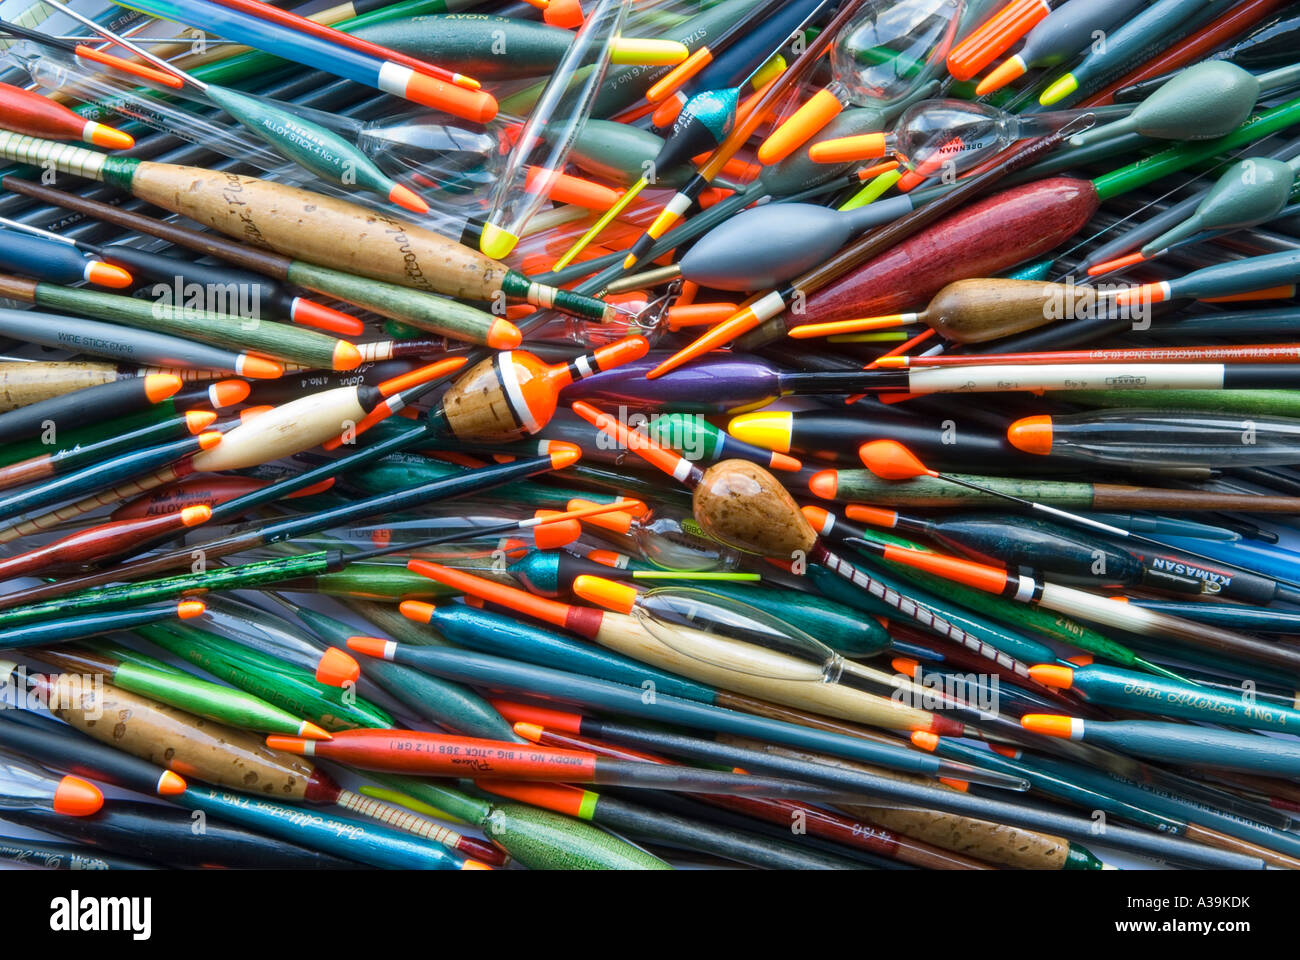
[1071,61,1261,147]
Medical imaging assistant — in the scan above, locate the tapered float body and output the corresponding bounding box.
[744,177,1099,342]
[0,133,608,321]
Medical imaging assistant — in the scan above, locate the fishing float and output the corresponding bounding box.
[37,0,431,213]
[616,0,874,272]
[806,508,1300,675]
[644,122,1084,378]
[0,135,612,327]
[405,559,991,737]
[0,601,206,652]
[29,643,331,740]
[756,0,958,164]
[0,78,133,147]
[1022,714,1300,779]
[40,674,501,865]
[509,722,963,870]
[656,87,1300,373]
[108,0,498,121]
[0,373,183,446]
[973,0,1149,93]
[0,709,187,799]
[855,440,1300,596]
[569,399,1065,683]
[2,800,361,869]
[267,726,924,804]
[0,14,183,87]
[550,0,813,269]
[358,778,672,871]
[1029,662,1300,734]
[0,751,103,818]
[339,637,1018,787]
[0,274,362,371]
[1038,0,1242,105]
[352,12,689,82]
[0,177,508,345]
[0,224,132,287]
[0,506,212,580]
[1003,409,1300,468]
[0,308,285,379]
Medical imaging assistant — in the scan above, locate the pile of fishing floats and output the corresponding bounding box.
[2,0,1300,873]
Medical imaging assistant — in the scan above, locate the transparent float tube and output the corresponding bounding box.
[759,0,962,164]
[479,0,631,259]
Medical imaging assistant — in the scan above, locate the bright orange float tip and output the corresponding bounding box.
[316,645,362,686]
[265,735,308,754]
[179,504,212,527]
[399,601,437,624]
[531,510,581,550]
[75,45,184,87]
[346,635,395,660]
[84,260,133,288]
[910,730,939,751]
[1006,414,1054,455]
[799,504,832,533]
[492,699,584,733]
[858,440,936,480]
[377,355,469,397]
[388,182,429,214]
[548,441,582,470]
[299,720,333,741]
[332,339,363,371]
[177,600,207,619]
[974,54,1027,96]
[890,657,919,676]
[770,451,802,472]
[157,770,187,796]
[807,469,839,500]
[1029,664,1074,689]
[665,302,740,330]
[543,0,584,29]
[487,318,523,350]
[85,121,135,150]
[758,88,843,165]
[1088,251,1146,276]
[237,355,284,379]
[52,775,103,816]
[210,379,251,407]
[808,132,887,165]
[570,400,685,478]
[844,504,899,528]
[1020,714,1077,738]
[404,71,498,124]
[513,721,545,743]
[185,409,219,433]
[196,430,223,452]
[144,373,184,403]
[647,306,759,379]
[569,498,634,534]
[293,299,364,336]
[646,46,712,102]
